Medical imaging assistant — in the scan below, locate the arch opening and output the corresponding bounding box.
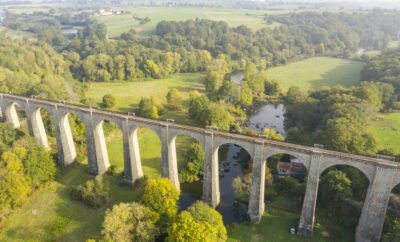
[218,143,252,224]
[136,127,162,179]
[383,183,400,241]
[315,165,370,239]
[6,102,26,129]
[99,119,124,175]
[264,153,308,214]
[32,107,56,149]
[172,134,205,210]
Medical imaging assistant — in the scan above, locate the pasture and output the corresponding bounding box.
[267,57,364,91]
[368,112,400,155]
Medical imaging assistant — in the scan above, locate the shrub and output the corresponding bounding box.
[107,165,118,175]
[102,94,117,108]
[71,175,109,208]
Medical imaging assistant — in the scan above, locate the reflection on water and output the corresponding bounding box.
[180,73,286,225]
[249,104,286,136]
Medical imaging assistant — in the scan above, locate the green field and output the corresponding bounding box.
[86,72,205,122]
[368,112,400,154]
[0,27,37,41]
[267,57,364,91]
[94,7,281,37]
[228,207,353,242]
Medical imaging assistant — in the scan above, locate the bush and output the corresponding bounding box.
[178,143,204,183]
[71,175,109,208]
[102,94,117,108]
[107,165,118,175]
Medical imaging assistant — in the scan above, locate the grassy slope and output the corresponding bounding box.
[267,57,364,91]
[0,162,140,241]
[368,113,400,154]
[94,7,280,37]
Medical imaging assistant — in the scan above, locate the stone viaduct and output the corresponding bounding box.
[1,92,400,241]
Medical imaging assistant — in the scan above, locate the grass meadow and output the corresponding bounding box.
[228,207,353,242]
[267,57,364,91]
[368,112,400,155]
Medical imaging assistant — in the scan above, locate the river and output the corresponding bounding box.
[179,72,286,224]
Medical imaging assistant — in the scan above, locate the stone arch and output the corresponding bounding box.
[92,114,124,132]
[128,121,162,141]
[317,157,375,183]
[263,146,312,171]
[213,136,254,158]
[168,128,205,150]
[5,101,27,128]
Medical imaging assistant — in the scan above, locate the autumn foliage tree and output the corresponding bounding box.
[102,202,159,242]
[141,178,180,233]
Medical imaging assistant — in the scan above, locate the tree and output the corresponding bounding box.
[286,86,306,104]
[167,211,212,242]
[232,173,252,202]
[240,81,253,107]
[141,178,180,232]
[0,151,30,211]
[102,202,159,242]
[189,95,209,121]
[139,97,159,119]
[22,147,56,188]
[262,128,284,141]
[167,201,227,242]
[179,143,204,183]
[143,60,159,78]
[102,94,117,108]
[204,103,232,130]
[320,169,352,205]
[166,88,182,110]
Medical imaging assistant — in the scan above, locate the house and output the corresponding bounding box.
[276,157,307,179]
[290,157,306,178]
[277,162,291,178]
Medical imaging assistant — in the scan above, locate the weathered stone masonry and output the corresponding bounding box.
[1,93,400,242]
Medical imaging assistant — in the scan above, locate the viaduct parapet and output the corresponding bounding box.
[1,93,399,242]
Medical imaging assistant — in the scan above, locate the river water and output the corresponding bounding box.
[179,72,286,224]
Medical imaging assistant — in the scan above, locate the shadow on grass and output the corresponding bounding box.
[309,60,363,90]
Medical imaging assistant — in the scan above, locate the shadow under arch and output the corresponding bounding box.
[215,142,252,224]
[315,164,370,239]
